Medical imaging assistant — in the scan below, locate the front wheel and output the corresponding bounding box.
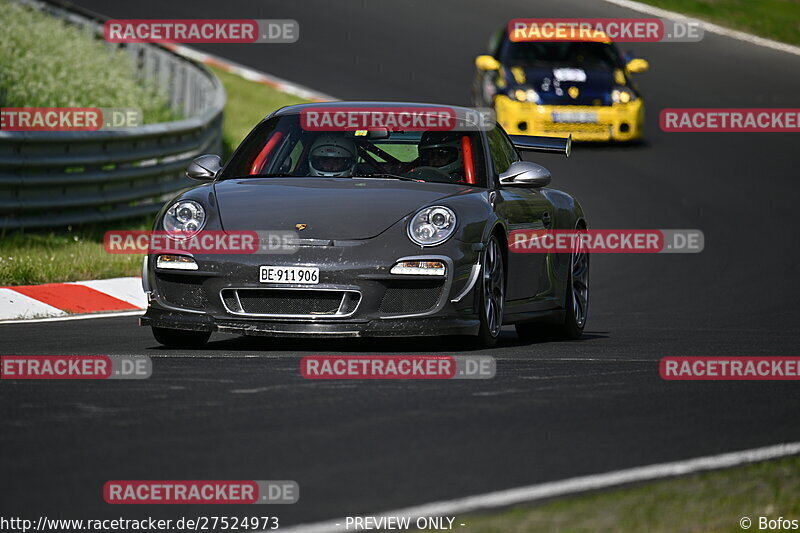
[476,236,505,348]
[151,327,210,348]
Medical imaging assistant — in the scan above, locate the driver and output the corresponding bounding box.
[417,131,464,181]
[308,134,357,177]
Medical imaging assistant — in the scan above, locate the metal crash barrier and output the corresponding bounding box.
[0,0,226,229]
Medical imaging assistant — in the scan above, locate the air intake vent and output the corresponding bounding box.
[379,281,444,315]
[221,289,360,317]
[157,276,206,310]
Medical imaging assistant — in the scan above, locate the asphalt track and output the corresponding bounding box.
[2,0,800,526]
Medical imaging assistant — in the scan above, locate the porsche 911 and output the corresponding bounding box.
[140,102,589,347]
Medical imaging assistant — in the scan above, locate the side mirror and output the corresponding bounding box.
[626,58,649,73]
[499,161,552,188]
[475,55,501,71]
[186,154,222,181]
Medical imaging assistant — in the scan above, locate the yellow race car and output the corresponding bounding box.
[472,27,649,142]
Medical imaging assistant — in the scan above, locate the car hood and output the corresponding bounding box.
[510,65,615,105]
[213,177,476,240]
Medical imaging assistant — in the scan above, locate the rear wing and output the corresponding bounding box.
[509,134,572,157]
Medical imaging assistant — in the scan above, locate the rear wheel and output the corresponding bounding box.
[476,236,505,348]
[151,327,210,348]
[554,235,589,339]
[516,229,589,342]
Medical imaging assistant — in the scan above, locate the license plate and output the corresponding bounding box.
[259,266,319,284]
[551,111,598,124]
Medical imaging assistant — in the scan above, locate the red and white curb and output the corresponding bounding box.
[0,277,145,322]
[161,43,337,102]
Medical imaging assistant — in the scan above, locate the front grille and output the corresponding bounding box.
[543,123,610,133]
[221,288,360,317]
[156,276,206,310]
[379,281,445,315]
[221,292,239,313]
[541,124,611,140]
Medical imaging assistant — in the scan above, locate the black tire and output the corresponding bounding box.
[151,327,210,348]
[515,230,588,342]
[550,265,586,341]
[476,235,505,348]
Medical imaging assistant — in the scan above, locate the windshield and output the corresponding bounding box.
[501,40,622,70]
[219,112,488,187]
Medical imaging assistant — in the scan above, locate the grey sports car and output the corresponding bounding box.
[140,102,588,348]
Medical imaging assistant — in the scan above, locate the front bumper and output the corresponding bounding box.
[495,95,644,142]
[140,308,479,338]
[140,234,484,338]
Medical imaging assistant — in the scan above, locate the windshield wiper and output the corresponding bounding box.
[353,173,421,182]
[249,173,423,181]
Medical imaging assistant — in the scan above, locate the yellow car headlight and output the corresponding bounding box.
[612,87,636,104]
[514,88,540,103]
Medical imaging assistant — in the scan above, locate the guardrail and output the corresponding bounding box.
[0,0,226,229]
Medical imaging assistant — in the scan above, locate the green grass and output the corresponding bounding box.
[428,456,800,533]
[633,0,800,46]
[0,220,151,286]
[0,0,176,123]
[209,65,309,156]
[0,48,310,286]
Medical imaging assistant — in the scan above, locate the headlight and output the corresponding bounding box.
[163,199,206,237]
[514,88,540,103]
[156,254,199,271]
[611,87,636,104]
[407,206,457,247]
[390,260,446,276]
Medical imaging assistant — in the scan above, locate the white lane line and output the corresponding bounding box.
[598,0,800,57]
[0,309,143,324]
[0,288,66,320]
[277,441,800,533]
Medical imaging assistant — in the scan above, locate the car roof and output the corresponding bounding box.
[503,23,612,44]
[271,101,477,117]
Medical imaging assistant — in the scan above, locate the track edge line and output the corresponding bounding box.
[277,441,800,533]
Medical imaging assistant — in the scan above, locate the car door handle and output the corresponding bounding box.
[542,211,551,227]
